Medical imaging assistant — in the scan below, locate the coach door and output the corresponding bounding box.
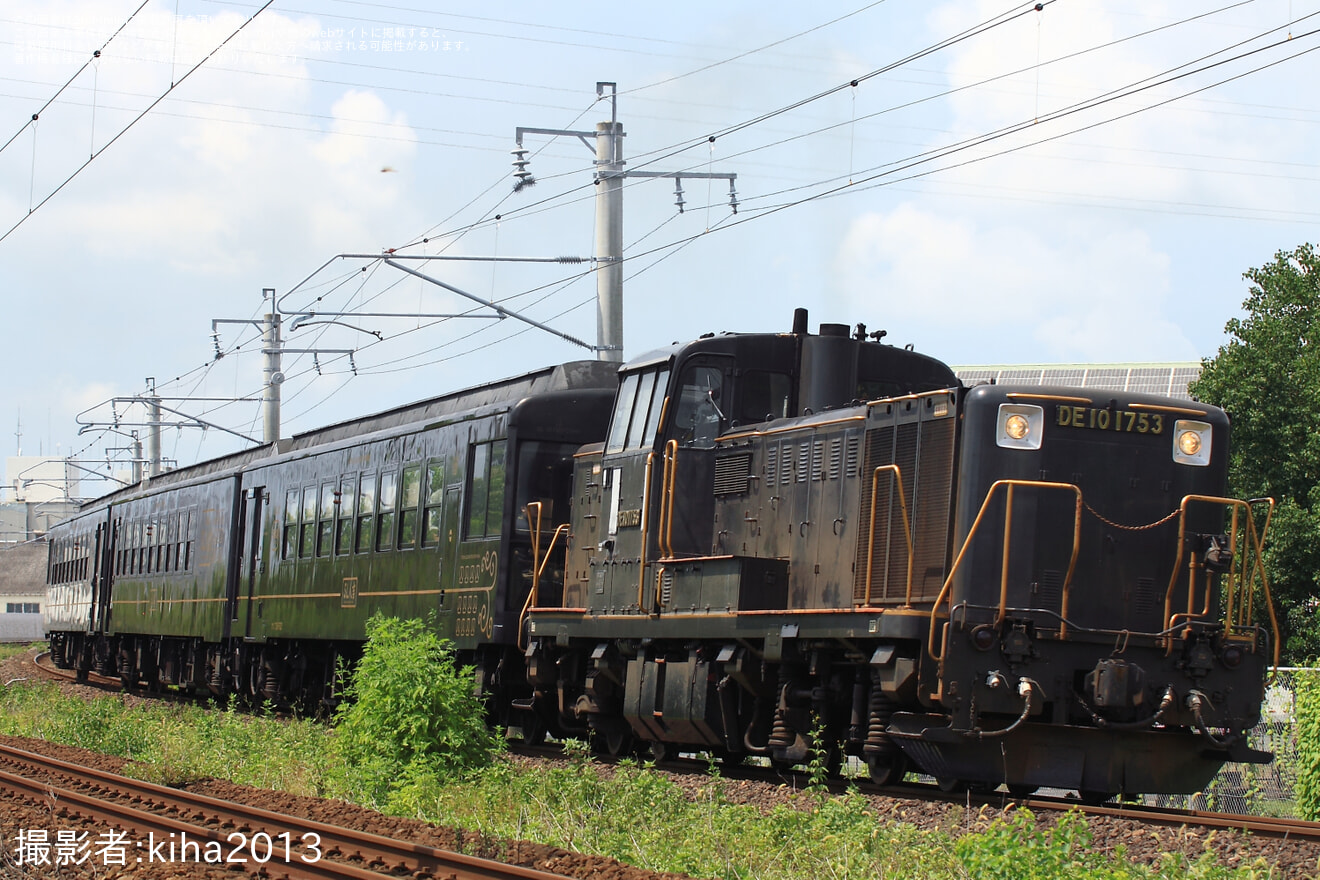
[89,517,111,633]
[232,485,265,638]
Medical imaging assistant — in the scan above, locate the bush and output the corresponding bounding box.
[1293,668,1320,820]
[330,614,500,809]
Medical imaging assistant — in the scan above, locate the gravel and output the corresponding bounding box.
[3,645,1317,878]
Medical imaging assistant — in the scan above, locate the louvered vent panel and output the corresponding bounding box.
[854,425,895,604]
[714,453,753,496]
[845,436,860,477]
[883,422,920,600]
[796,443,809,483]
[766,445,779,487]
[811,440,824,481]
[853,413,956,605]
[1037,569,1063,611]
[828,438,842,480]
[910,417,955,603]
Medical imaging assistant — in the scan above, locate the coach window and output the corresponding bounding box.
[300,486,317,559]
[163,517,174,572]
[422,460,445,546]
[376,471,398,551]
[335,475,356,556]
[399,465,422,549]
[466,440,506,539]
[318,482,335,558]
[136,522,146,575]
[147,519,158,574]
[283,489,299,560]
[183,510,193,571]
[356,474,376,553]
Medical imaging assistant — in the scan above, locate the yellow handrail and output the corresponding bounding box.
[927,480,1082,662]
[862,465,913,607]
[519,501,571,649]
[1161,495,1278,669]
[637,452,656,611]
[660,439,679,559]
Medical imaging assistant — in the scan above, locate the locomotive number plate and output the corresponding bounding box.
[1055,405,1164,435]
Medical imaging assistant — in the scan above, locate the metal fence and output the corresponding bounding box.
[1145,667,1307,817]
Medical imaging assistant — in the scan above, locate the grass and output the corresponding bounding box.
[0,644,1289,880]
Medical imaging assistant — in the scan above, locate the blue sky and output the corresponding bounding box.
[1,0,1317,494]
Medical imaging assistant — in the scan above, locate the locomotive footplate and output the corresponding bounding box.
[886,712,1271,796]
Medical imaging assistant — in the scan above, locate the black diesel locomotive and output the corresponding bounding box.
[46,311,1277,799]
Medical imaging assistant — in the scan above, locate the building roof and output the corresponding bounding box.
[953,363,1202,401]
[0,542,47,596]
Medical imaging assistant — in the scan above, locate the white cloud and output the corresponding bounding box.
[834,203,1193,363]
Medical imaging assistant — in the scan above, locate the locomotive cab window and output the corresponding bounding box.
[672,363,729,448]
[605,367,670,453]
[736,370,792,424]
[466,440,507,539]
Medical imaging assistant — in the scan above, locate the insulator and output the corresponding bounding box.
[728,181,739,214]
[674,179,685,213]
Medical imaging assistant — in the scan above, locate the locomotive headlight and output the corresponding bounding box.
[996,404,1043,450]
[1172,420,1212,466]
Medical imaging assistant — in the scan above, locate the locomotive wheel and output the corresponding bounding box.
[1007,784,1039,799]
[1079,790,1117,806]
[936,777,967,794]
[648,741,671,763]
[866,754,906,786]
[593,727,633,757]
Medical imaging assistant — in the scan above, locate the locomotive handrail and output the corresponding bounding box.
[659,440,679,560]
[637,451,657,612]
[1161,495,1279,670]
[862,465,914,607]
[519,501,571,649]
[928,480,1083,663]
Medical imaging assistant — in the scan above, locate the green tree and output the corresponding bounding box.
[1189,243,1320,663]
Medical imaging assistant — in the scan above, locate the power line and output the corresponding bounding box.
[0,0,150,158]
[0,0,276,245]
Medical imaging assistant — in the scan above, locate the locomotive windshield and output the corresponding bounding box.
[605,366,670,453]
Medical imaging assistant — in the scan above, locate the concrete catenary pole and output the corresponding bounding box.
[262,288,282,445]
[146,379,162,479]
[594,117,624,363]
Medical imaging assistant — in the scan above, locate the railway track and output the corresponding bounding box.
[0,741,574,880]
[29,649,1320,856]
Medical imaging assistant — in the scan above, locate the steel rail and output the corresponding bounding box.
[0,742,575,880]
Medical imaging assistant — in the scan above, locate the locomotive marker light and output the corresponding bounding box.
[995,404,1043,449]
[1173,420,1212,466]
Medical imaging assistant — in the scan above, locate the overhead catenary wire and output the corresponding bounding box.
[223,6,1320,436]
[41,0,1320,465]
[0,0,275,245]
[0,0,151,158]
